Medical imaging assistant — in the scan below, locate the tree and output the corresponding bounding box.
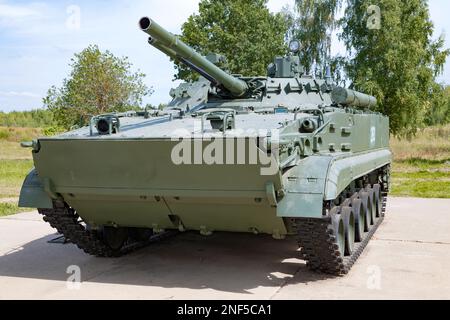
[289,0,343,73]
[176,0,288,81]
[341,0,449,137]
[425,85,450,126]
[44,45,151,129]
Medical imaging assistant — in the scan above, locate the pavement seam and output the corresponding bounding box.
[2,245,27,256]
[268,265,303,300]
[77,263,124,284]
[0,218,44,222]
[0,215,44,222]
[373,238,450,246]
[0,232,60,256]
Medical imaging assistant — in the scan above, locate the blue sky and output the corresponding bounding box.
[0,0,449,112]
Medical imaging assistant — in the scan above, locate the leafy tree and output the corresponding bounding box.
[341,0,449,137]
[177,0,289,81]
[44,45,151,129]
[288,0,343,73]
[445,86,450,123]
[425,85,450,126]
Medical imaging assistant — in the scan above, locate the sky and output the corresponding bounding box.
[0,0,449,112]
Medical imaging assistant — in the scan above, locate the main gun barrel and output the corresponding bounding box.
[139,17,248,97]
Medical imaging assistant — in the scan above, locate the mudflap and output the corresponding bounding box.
[18,169,53,209]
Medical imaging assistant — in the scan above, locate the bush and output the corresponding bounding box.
[43,126,66,137]
[0,110,55,128]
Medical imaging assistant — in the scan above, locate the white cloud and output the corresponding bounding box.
[0,91,41,98]
[0,3,40,19]
[267,0,294,13]
[0,2,59,37]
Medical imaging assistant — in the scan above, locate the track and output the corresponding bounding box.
[38,200,177,257]
[293,187,388,275]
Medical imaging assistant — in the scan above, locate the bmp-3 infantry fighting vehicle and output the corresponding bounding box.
[19,17,391,275]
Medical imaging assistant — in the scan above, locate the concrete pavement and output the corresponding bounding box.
[0,197,449,300]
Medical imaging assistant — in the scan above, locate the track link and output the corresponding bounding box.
[39,201,177,257]
[293,186,388,276]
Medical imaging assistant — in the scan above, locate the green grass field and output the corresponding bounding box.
[0,125,449,217]
[391,163,450,198]
[0,159,34,198]
[0,127,37,216]
[390,125,450,198]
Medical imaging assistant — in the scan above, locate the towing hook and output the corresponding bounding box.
[20,140,40,152]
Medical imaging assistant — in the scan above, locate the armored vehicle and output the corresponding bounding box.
[19,17,391,275]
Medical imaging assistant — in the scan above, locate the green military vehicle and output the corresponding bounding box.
[19,17,391,275]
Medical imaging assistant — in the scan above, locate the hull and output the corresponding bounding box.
[32,138,286,235]
[22,110,392,238]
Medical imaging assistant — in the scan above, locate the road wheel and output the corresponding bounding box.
[350,192,359,202]
[351,198,365,242]
[359,191,372,232]
[330,208,345,257]
[102,227,129,251]
[129,228,154,241]
[373,184,382,218]
[341,206,355,256]
[366,188,377,225]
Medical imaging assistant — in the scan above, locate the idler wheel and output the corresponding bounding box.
[341,206,356,256]
[103,227,129,251]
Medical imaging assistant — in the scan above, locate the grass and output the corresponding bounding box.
[391,179,450,199]
[0,203,32,217]
[0,141,34,160]
[390,125,450,161]
[0,126,43,143]
[390,124,450,198]
[0,127,37,215]
[391,163,450,198]
[0,159,34,198]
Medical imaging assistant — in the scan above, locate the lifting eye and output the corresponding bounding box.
[97,119,110,135]
[95,117,120,135]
